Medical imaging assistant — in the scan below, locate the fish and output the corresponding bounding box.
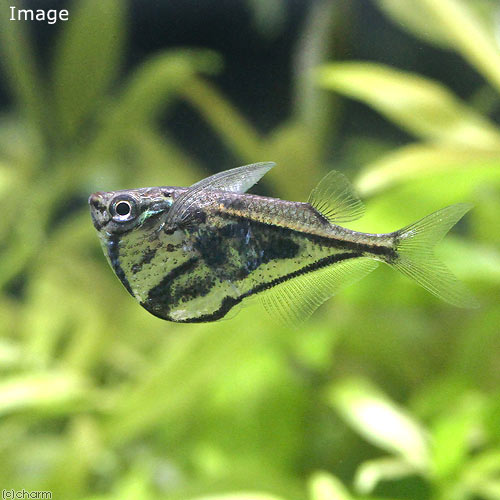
[89,162,477,324]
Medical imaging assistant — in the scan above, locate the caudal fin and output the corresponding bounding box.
[391,203,478,308]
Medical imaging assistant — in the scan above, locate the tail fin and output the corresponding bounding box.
[391,203,478,308]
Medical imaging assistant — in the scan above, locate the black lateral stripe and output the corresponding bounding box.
[107,235,134,296]
[174,251,361,323]
[213,211,396,258]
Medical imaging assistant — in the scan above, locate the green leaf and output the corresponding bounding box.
[326,378,430,470]
[112,50,222,126]
[439,238,500,285]
[473,482,500,500]
[463,451,500,499]
[354,458,418,495]
[0,160,15,197]
[0,339,21,369]
[375,0,451,48]
[89,50,222,159]
[109,467,154,500]
[415,0,500,94]
[430,406,478,481]
[349,158,500,236]
[318,63,500,150]
[354,143,500,197]
[308,471,353,500]
[377,0,500,93]
[0,372,90,417]
[47,417,102,499]
[0,0,47,142]
[376,0,500,51]
[292,0,340,145]
[52,0,126,138]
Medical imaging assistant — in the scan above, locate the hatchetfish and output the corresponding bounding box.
[89,162,477,324]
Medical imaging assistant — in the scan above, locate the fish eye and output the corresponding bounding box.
[109,195,138,221]
[115,201,131,216]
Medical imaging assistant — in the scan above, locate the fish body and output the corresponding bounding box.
[89,163,476,323]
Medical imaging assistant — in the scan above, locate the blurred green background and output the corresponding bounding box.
[1,0,500,499]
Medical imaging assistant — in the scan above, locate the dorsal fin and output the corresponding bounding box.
[260,257,378,327]
[308,170,365,223]
[165,162,275,229]
[188,161,275,194]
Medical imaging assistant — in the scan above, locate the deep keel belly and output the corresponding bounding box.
[136,217,372,323]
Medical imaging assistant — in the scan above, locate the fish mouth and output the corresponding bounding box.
[88,192,110,230]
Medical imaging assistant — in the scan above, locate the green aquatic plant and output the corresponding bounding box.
[0,0,499,499]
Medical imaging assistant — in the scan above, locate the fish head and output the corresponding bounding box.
[88,186,184,237]
[89,185,193,313]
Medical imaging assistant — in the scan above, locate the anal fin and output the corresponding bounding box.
[260,257,378,327]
